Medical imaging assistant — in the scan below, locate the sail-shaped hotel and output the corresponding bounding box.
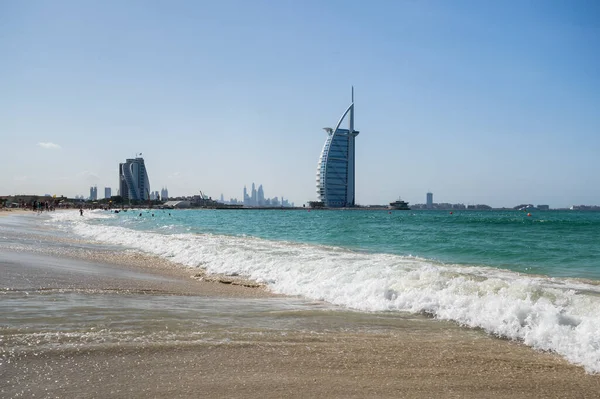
[316,89,359,207]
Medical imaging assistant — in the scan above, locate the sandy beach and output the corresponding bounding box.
[0,208,29,217]
[1,212,599,398]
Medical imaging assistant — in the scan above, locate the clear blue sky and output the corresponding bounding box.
[1,0,598,208]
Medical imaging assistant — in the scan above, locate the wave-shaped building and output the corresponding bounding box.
[316,89,360,207]
[119,156,150,201]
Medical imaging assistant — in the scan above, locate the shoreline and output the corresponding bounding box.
[1,212,599,397]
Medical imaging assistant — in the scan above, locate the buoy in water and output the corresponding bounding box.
[527,213,531,217]
[450,212,453,215]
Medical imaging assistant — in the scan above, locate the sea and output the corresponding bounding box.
[2,208,600,374]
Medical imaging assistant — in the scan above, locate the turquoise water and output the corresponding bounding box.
[93,209,600,280]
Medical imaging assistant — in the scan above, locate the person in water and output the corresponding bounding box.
[79,208,83,216]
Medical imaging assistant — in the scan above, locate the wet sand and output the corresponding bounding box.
[0,208,29,217]
[1,213,599,398]
[4,314,600,399]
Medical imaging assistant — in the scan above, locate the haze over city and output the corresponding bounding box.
[1,0,598,208]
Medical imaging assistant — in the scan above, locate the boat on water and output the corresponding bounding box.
[389,198,410,210]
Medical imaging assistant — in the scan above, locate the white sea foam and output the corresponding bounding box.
[49,211,600,373]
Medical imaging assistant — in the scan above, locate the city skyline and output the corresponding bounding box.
[1,1,598,208]
[8,152,600,209]
[218,182,294,207]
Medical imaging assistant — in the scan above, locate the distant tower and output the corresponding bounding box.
[257,185,265,206]
[316,87,359,207]
[426,192,433,209]
[104,187,111,199]
[119,156,150,201]
[89,186,97,201]
[251,183,257,207]
[243,185,249,206]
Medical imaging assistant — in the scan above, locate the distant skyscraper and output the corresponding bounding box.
[257,185,265,206]
[316,88,359,207]
[426,192,433,209]
[89,186,97,201]
[104,187,111,199]
[251,183,257,206]
[160,187,169,201]
[119,156,150,201]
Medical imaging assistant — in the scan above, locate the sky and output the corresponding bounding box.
[1,0,599,208]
